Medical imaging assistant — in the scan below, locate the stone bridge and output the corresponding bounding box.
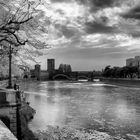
[52,71,94,81]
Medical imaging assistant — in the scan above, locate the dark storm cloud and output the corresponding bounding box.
[90,0,115,8]
[118,21,140,38]
[131,32,140,37]
[55,24,77,38]
[77,0,114,6]
[51,0,71,3]
[77,0,120,12]
[85,21,117,34]
[51,0,120,9]
[122,5,140,20]
[120,4,140,38]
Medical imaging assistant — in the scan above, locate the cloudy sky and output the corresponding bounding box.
[36,0,140,71]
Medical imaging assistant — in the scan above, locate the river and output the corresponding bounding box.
[20,80,140,137]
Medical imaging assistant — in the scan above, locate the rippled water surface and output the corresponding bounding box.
[20,81,140,136]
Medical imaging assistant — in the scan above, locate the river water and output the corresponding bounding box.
[20,81,140,137]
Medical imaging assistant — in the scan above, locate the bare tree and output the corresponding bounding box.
[0,0,49,49]
[0,0,50,87]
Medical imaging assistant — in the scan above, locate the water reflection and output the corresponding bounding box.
[114,100,136,122]
[20,81,140,136]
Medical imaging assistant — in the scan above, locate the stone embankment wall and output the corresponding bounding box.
[0,88,36,140]
[0,102,36,140]
[9,105,18,136]
[0,89,20,137]
[0,89,15,138]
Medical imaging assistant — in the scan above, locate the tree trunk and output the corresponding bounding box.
[7,45,12,88]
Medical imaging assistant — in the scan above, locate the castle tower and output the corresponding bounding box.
[35,64,41,80]
[47,59,55,73]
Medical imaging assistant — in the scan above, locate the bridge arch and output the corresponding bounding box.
[23,74,28,79]
[53,74,71,80]
[77,76,89,80]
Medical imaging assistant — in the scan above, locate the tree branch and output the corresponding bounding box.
[3,28,28,45]
[0,37,27,46]
[8,16,33,25]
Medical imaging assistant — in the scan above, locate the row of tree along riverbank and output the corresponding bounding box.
[103,65,140,79]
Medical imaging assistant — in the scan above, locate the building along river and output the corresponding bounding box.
[20,80,140,138]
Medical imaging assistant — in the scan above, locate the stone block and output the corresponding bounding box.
[10,119,17,123]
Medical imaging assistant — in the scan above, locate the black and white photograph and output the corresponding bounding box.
[0,0,140,140]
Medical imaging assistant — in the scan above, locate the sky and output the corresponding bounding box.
[35,0,140,71]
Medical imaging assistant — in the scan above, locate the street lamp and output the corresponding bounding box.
[0,44,13,88]
[7,45,12,88]
[7,45,18,88]
[0,43,18,88]
[0,44,18,88]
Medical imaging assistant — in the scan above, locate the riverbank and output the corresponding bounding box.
[35,126,115,140]
[0,78,37,88]
[20,102,37,140]
[34,125,140,140]
[100,77,140,88]
[0,83,37,140]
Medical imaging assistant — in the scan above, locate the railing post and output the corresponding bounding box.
[16,90,22,140]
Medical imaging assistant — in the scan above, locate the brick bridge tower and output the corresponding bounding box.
[47,59,55,80]
[35,64,41,80]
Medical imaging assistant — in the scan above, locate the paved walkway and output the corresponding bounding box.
[0,120,17,140]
